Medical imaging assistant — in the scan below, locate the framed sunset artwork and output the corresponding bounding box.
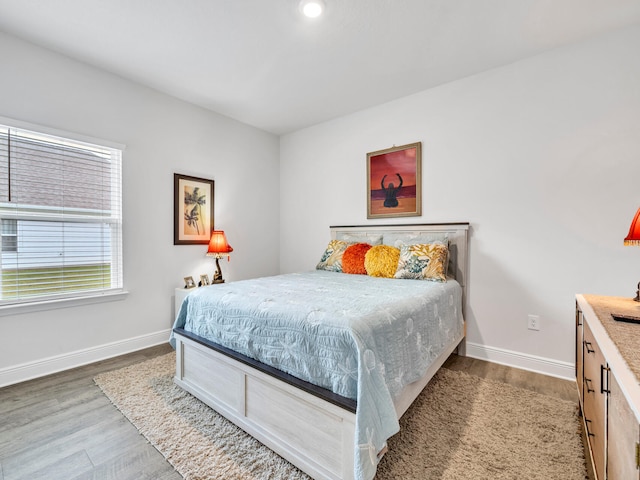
[367,142,422,219]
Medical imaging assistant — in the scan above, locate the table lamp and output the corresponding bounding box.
[207,230,233,284]
[624,207,640,301]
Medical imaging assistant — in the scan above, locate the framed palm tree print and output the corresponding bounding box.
[174,173,215,245]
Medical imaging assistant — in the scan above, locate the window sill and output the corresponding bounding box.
[0,290,129,317]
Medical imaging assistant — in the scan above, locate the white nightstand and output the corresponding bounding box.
[174,287,196,319]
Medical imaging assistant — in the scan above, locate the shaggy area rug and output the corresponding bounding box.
[94,352,587,480]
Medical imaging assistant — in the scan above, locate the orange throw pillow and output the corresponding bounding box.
[342,243,372,274]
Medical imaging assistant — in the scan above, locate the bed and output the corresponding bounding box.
[170,223,469,480]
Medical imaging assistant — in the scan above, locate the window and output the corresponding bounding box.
[0,122,123,305]
[1,219,17,252]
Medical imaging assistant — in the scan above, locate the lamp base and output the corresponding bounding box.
[213,257,225,284]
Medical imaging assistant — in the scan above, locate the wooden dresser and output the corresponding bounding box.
[576,294,640,480]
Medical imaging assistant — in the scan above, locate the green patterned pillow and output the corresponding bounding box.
[316,240,350,272]
[394,243,448,282]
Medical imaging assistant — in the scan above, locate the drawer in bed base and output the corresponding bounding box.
[174,331,356,480]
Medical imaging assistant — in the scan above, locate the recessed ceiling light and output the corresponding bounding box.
[299,0,325,18]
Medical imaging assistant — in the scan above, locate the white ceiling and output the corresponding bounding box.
[1,0,639,135]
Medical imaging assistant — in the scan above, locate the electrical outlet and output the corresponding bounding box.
[528,314,540,331]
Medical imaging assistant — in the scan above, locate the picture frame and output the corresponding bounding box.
[174,173,215,245]
[184,276,196,289]
[199,274,210,286]
[367,142,422,219]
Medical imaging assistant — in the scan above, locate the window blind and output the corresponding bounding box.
[0,123,123,305]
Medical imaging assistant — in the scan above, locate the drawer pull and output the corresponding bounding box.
[584,341,595,354]
[585,377,595,393]
[600,364,610,394]
[585,419,595,438]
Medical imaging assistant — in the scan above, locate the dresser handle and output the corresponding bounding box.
[600,365,610,394]
[584,341,595,354]
[585,419,595,437]
[585,377,595,393]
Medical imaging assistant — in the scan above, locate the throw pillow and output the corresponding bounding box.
[394,243,449,282]
[364,245,401,278]
[316,240,350,272]
[342,243,372,275]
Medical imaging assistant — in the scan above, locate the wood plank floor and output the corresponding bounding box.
[442,354,579,403]
[0,345,584,480]
[0,344,181,480]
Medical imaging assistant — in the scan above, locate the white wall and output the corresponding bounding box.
[2,24,639,384]
[280,26,640,378]
[0,32,280,384]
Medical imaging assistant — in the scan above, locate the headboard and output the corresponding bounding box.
[330,223,470,315]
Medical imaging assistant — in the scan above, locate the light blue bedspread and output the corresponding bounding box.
[170,270,463,480]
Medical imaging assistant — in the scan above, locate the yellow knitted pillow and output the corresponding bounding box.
[364,245,401,278]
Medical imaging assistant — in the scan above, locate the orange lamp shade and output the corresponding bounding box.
[624,208,640,246]
[207,230,233,256]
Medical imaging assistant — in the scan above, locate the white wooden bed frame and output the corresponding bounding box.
[173,223,469,480]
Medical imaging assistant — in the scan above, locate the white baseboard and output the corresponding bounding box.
[0,329,172,388]
[0,334,574,388]
[465,342,575,381]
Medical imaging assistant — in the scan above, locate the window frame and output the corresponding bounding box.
[0,116,127,313]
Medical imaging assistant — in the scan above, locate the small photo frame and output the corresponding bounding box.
[367,142,422,219]
[199,274,210,286]
[184,276,196,289]
[174,173,215,245]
